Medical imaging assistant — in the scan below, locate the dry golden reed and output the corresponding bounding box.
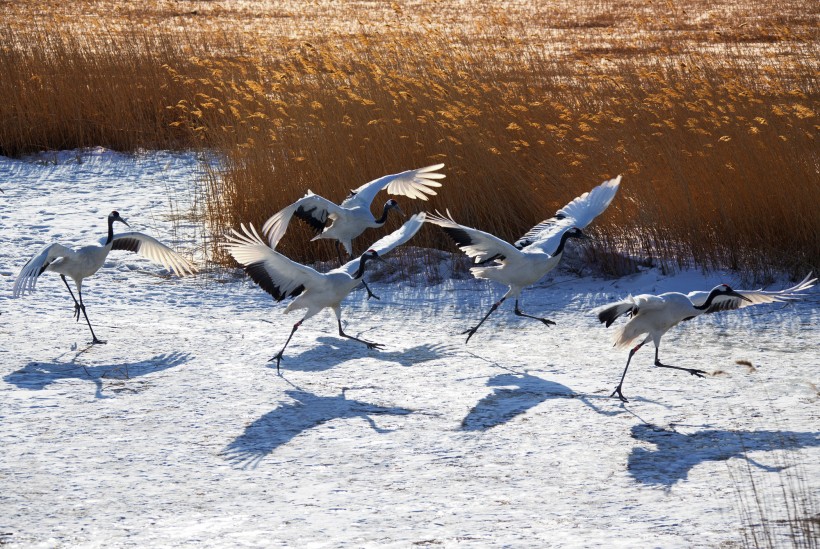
[1,1,817,278]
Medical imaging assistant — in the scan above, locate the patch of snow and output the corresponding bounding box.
[1,149,817,547]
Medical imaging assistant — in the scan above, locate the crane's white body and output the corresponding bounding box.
[610,292,696,349]
[14,230,196,297]
[226,214,427,370]
[262,164,444,254]
[13,211,197,344]
[427,175,621,298]
[426,176,621,341]
[594,274,817,401]
[598,274,818,350]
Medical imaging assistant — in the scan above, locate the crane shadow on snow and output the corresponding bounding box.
[276,337,455,372]
[461,372,630,431]
[628,423,820,487]
[222,388,413,469]
[4,351,191,398]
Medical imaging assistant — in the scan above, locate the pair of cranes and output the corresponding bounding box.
[12,164,816,401]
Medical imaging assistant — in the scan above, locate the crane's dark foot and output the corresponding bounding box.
[365,341,384,350]
[462,327,479,344]
[655,360,707,378]
[539,318,556,326]
[365,288,381,301]
[268,352,284,374]
[91,337,107,345]
[610,385,629,403]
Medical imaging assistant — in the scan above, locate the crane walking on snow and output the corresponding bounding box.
[426,176,621,343]
[594,274,817,402]
[226,213,427,373]
[13,210,197,344]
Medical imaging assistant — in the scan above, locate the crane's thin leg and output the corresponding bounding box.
[61,275,105,344]
[270,320,301,375]
[653,347,707,378]
[462,297,506,344]
[611,341,645,403]
[77,286,105,345]
[361,279,380,300]
[337,318,383,350]
[60,275,82,321]
[335,242,345,267]
[513,299,556,326]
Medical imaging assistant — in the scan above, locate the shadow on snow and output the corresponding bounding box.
[628,423,820,487]
[4,351,191,398]
[222,388,413,469]
[273,337,455,372]
[461,372,628,431]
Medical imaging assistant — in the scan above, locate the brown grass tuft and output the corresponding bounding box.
[1,1,817,277]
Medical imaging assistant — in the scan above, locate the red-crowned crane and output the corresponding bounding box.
[594,274,817,402]
[13,210,197,344]
[226,213,426,373]
[427,176,621,343]
[262,164,444,262]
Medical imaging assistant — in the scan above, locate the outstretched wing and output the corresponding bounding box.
[109,232,197,276]
[12,243,75,297]
[261,191,347,249]
[339,213,427,276]
[226,223,324,302]
[426,209,521,264]
[515,175,621,253]
[341,164,445,208]
[687,273,817,314]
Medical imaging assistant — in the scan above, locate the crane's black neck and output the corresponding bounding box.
[374,203,392,225]
[550,230,575,256]
[354,254,375,279]
[105,215,116,245]
[693,287,723,310]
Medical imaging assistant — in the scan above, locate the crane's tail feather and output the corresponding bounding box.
[593,300,635,328]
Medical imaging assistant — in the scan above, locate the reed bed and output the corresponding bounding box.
[1,1,817,279]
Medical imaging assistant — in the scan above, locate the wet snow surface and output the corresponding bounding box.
[1,149,818,548]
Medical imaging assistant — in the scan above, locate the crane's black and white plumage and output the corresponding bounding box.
[427,176,621,342]
[226,213,427,373]
[261,164,444,261]
[594,274,817,402]
[13,211,197,344]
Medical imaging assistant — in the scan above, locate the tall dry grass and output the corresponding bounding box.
[1,1,817,278]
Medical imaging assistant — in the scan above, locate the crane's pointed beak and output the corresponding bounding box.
[119,218,131,228]
[395,204,406,218]
[729,290,751,302]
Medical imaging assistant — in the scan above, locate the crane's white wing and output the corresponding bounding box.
[12,243,75,297]
[341,164,445,208]
[338,213,427,276]
[226,223,324,302]
[108,232,197,276]
[515,175,621,253]
[687,273,816,314]
[261,191,347,249]
[426,209,521,264]
[593,293,667,327]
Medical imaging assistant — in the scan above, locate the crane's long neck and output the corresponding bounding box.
[550,230,574,257]
[693,288,722,311]
[374,203,391,225]
[353,255,374,279]
[105,216,115,245]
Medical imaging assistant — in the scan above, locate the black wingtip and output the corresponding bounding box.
[597,307,621,328]
[244,262,304,301]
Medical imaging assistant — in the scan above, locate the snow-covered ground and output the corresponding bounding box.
[1,150,817,548]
